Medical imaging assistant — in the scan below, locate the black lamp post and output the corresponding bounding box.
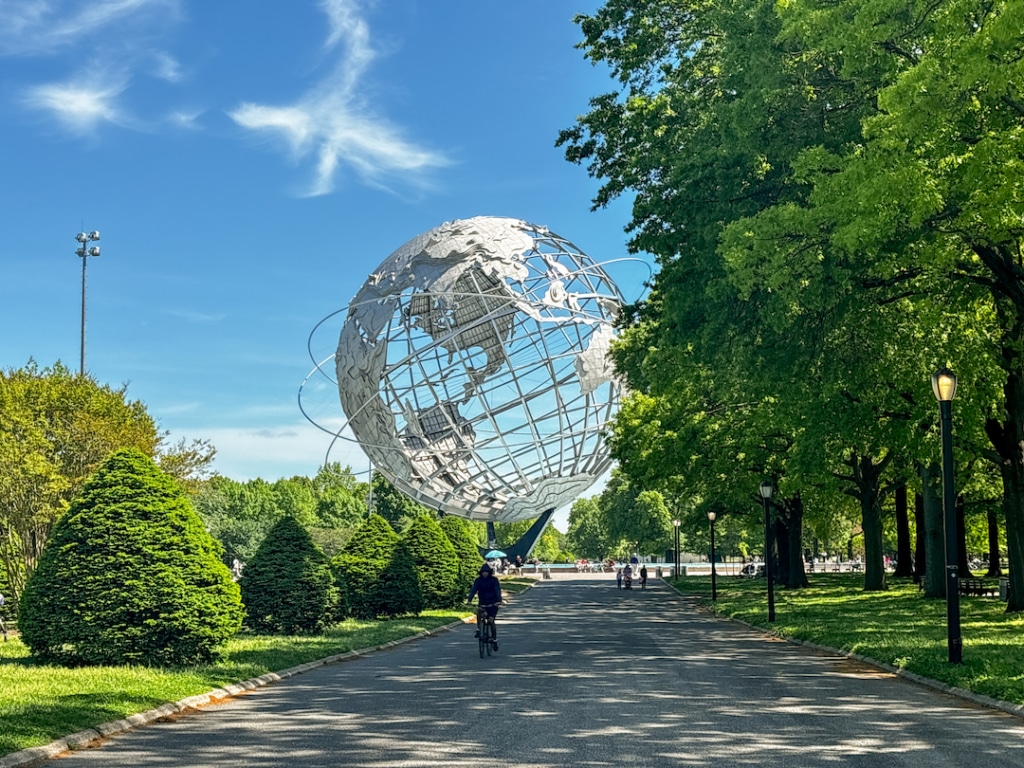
[760,480,776,622]
[672,519,681,578]
[932,366,963,664]
[708,509,718,601]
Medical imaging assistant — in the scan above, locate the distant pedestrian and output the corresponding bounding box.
[616,568,623,589]
[639,565,648,590]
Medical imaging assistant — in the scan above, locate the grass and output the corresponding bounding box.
[670,574,1024,705]
[0,610,467,758]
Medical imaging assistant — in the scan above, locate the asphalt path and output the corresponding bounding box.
[50,577,1024,767]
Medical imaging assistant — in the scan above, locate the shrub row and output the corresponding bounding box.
[18,449,488,666]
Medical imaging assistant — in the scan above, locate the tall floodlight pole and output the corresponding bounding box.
[933,366,963,664]
[75,231,101,376]
[760,480,776,622]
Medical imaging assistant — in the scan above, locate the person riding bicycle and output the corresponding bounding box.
[467,563,503,648]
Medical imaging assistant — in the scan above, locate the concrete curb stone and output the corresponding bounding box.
[0,619,468,768]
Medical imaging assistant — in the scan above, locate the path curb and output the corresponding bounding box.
[0,619,468,768]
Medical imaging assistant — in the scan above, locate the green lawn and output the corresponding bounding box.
[670,574,1024,705]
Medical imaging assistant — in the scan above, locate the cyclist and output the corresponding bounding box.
[467,563,503,649]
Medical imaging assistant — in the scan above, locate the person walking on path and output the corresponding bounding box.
[616,567,623,589]
[639,565,648,590]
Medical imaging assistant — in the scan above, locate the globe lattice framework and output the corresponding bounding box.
[332,216,625,524]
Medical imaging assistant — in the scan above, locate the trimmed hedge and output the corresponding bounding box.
[18,449,243,666]
[439,516,483,597]
[333,514,422,619]
[404,515,460,608]
[240,515,338,634]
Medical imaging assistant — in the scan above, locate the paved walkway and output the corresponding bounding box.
[39,578,1024,767]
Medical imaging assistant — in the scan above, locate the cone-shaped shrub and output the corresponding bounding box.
[240,515,338,634]
[440,516,483,597]
[19,449,243,666]
[333,514,423,619]
[379,541,424,617]
[404,515,459,608]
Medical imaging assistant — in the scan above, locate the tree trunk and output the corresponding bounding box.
[893,483,914,577]
[849,453,888,591]
[785,494,809,588]
[986,506,1002,578]
[921,463,946,599]
[913,491,926,583]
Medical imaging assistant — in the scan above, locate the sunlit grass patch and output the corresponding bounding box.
[670,573,1024,705]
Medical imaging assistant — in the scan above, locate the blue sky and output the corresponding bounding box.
[0,1,650,527]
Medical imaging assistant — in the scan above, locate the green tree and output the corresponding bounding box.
[0,362,159,598]
[402,515,459,608]
[311,463,367,528]
[439,515,482,596]
[18,449,243,666]
[566,497,610,560]
[370,473,430,531]
[239,515,338,634]
[333,513,422,619]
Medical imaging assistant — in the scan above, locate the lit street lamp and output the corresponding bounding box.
[75,230,101,376]
[932,366,962,664]
[672,518,681,578]
[760,480,776,622]
[708,509,717,601]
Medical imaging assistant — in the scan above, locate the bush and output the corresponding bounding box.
[439,516,483,597]
[333,514,423,619]
[18,449,243,666]
[404,515,459,608]
[379,542,425,618]
[239,516,338,634]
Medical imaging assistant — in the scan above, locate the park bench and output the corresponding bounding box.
[958,577,999,597]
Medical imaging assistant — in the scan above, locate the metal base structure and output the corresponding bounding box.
[479,508,555,562]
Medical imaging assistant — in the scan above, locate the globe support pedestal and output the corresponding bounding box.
[480,508,554,562]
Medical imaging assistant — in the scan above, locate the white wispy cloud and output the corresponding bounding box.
[228,0,449,196]
[0,0,179,56]
[6,1,185,133]
[22,71,130,133]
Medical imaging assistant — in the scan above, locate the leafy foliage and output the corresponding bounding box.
[402,515,459,608]
[439,515,482,596]
[566,497,611,560]
[333,514,422,619]
[0,362,160,599]
[18,449,243,666]
[370,472,430,531]
[239,515,338,634]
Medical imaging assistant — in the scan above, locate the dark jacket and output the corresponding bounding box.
[468,574,502,605]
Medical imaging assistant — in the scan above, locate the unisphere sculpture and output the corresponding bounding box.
[323,216,625,523]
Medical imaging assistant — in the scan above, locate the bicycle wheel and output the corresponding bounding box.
[478,617,487,658]
[484,619,493,657]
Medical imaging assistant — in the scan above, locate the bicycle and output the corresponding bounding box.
[475,603,500,658]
